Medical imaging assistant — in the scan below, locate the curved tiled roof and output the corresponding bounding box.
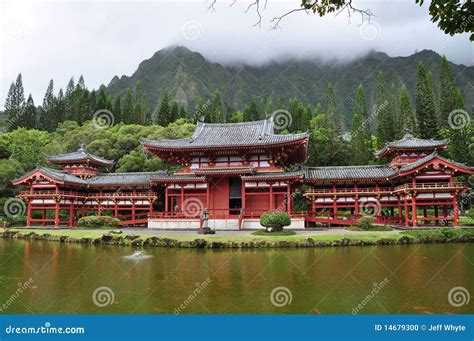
[399,151,473,174]
[14,166,88,185]
[376,134,447,157]
[241,171,304,181]
[47,147,115,166]
[303,165,396,181]
[88,171,167,186]
[141,118,309,149]
[14,167,166,186]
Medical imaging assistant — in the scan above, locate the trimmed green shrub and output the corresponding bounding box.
[252,230,296,236]
[260,211,291,232]
[77,215,120,228]
[357,217,374,229]
[9,215,27,226]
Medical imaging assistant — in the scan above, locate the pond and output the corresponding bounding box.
[0,239,472,314]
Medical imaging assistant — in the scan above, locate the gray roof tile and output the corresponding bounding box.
[142,118,309,149]
[47,147,115,166]
[376,134,446,157]
[303,165,396,181]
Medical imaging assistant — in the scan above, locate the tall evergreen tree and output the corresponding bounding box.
[122,88,134,124]
[112,96,123,123]
[210,90,225,123]
[439,56,459,127]
[375,72,395,147]
[324,83,343,135]
[350,85,372,164]
[133,82,147,125]
[152,92,170,126]
[5,74,26,130]
[446,90,471,163]
[243,97,259,122]
[397,84,417,137]
[39,80,56,131]
[415,61,438,138]
[21,95,37,129]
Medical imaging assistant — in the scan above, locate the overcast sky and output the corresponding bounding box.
[0,0,472,105]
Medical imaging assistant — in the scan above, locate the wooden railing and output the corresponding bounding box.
[392,182,466,192]
[305,182,468,197]
[19,190,156,200]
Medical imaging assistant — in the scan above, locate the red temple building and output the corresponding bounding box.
[14,118,473,229]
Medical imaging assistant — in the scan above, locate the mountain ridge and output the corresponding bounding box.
[104,46,474,122]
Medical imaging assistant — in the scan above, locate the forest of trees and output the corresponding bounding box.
[1,56,472,196]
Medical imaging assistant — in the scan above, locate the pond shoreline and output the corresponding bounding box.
[1,228,473,249]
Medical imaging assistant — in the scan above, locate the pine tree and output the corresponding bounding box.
[152,92,170,126]
[112,96,122,123]
[133,82,147,125]
[324,83,343,135]
[375,72,396,147]
[122,88,134,124]
[243,97,259,122]
[415,61,438,138]
[350,85,372,164]
[439,56,459,128]
[21,95,37,129]
[5,74,26,130]
[38,79,56,131]
[397,84,417,137]
[210,90,224,123]
[170,101,179,123]
[446,90,471,163]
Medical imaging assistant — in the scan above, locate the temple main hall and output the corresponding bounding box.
[14,118,473,229]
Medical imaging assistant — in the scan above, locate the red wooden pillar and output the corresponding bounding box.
[332,183,337,219]
[114,200,118,218]
[449,172,454,186]
[269,182,274,210]
[434,206,439,226]
[206,182,210,209]
[165,186,169,213]
[241,180,246,211]
[411,195,417,228]
[404,198,409,227]
[397,198,402,224]
[286,183,291,214]
[354,196,359,219]
[453,193,459,227]
[81,205,86,217]
[97,200,102,217]
[131,199,136,223]
[180,187,184,208]
[26,200,31,227]
[68,202,74,227]
[54,199,60,227]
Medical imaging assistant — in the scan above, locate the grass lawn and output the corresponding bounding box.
[0,227,401,243]
[1,227,473,246]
